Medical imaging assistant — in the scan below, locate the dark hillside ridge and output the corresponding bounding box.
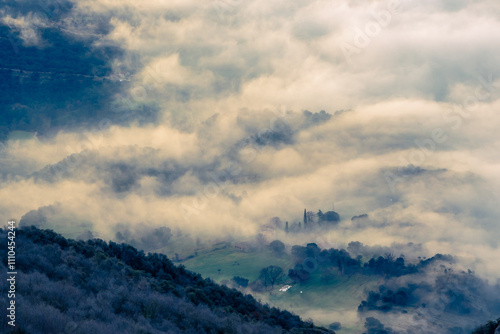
[0,226,334,334]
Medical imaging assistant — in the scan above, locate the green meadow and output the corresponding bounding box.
[183,245,295,282]
[183,245,381,333]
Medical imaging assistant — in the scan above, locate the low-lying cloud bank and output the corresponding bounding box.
[1,0,500,282]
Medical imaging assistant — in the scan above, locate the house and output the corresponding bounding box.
[279,285,292,292]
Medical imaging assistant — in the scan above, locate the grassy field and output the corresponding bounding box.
[265,272,380,333]
[182,245,381,333]
[183,245,295,282]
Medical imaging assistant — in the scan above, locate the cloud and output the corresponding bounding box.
[1,0,500,285]
[1,13,47,46]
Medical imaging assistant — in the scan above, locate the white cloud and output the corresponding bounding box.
[2,0,500,281]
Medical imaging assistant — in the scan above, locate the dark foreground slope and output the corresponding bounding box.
[0,226,333,334]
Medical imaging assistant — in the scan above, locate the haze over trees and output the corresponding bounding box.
[249,238,500,333]
[270,240,286,254]
[283,209,341,233]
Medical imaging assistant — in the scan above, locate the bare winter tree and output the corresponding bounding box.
[384,252,395,262]
[259,266,285,289]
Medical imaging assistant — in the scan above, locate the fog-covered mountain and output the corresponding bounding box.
[1,0,500,333]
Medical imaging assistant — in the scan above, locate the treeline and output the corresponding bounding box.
[358,267,500,315]
[358,285,414,312]
[356,265,500,333]
[0,227,334,334]
[247,240,452,292]
[285,242,443,284]
[282,209,341,234]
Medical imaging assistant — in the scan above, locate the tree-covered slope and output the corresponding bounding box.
[0,226,333,334]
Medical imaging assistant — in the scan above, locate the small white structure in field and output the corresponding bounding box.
[279,285,292,292]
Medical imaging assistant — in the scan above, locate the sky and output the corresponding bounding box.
[1,0,500,281]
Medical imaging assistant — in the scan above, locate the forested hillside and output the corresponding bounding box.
[0,226,333,334]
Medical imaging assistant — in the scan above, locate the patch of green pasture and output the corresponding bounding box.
[183,247,294,282]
